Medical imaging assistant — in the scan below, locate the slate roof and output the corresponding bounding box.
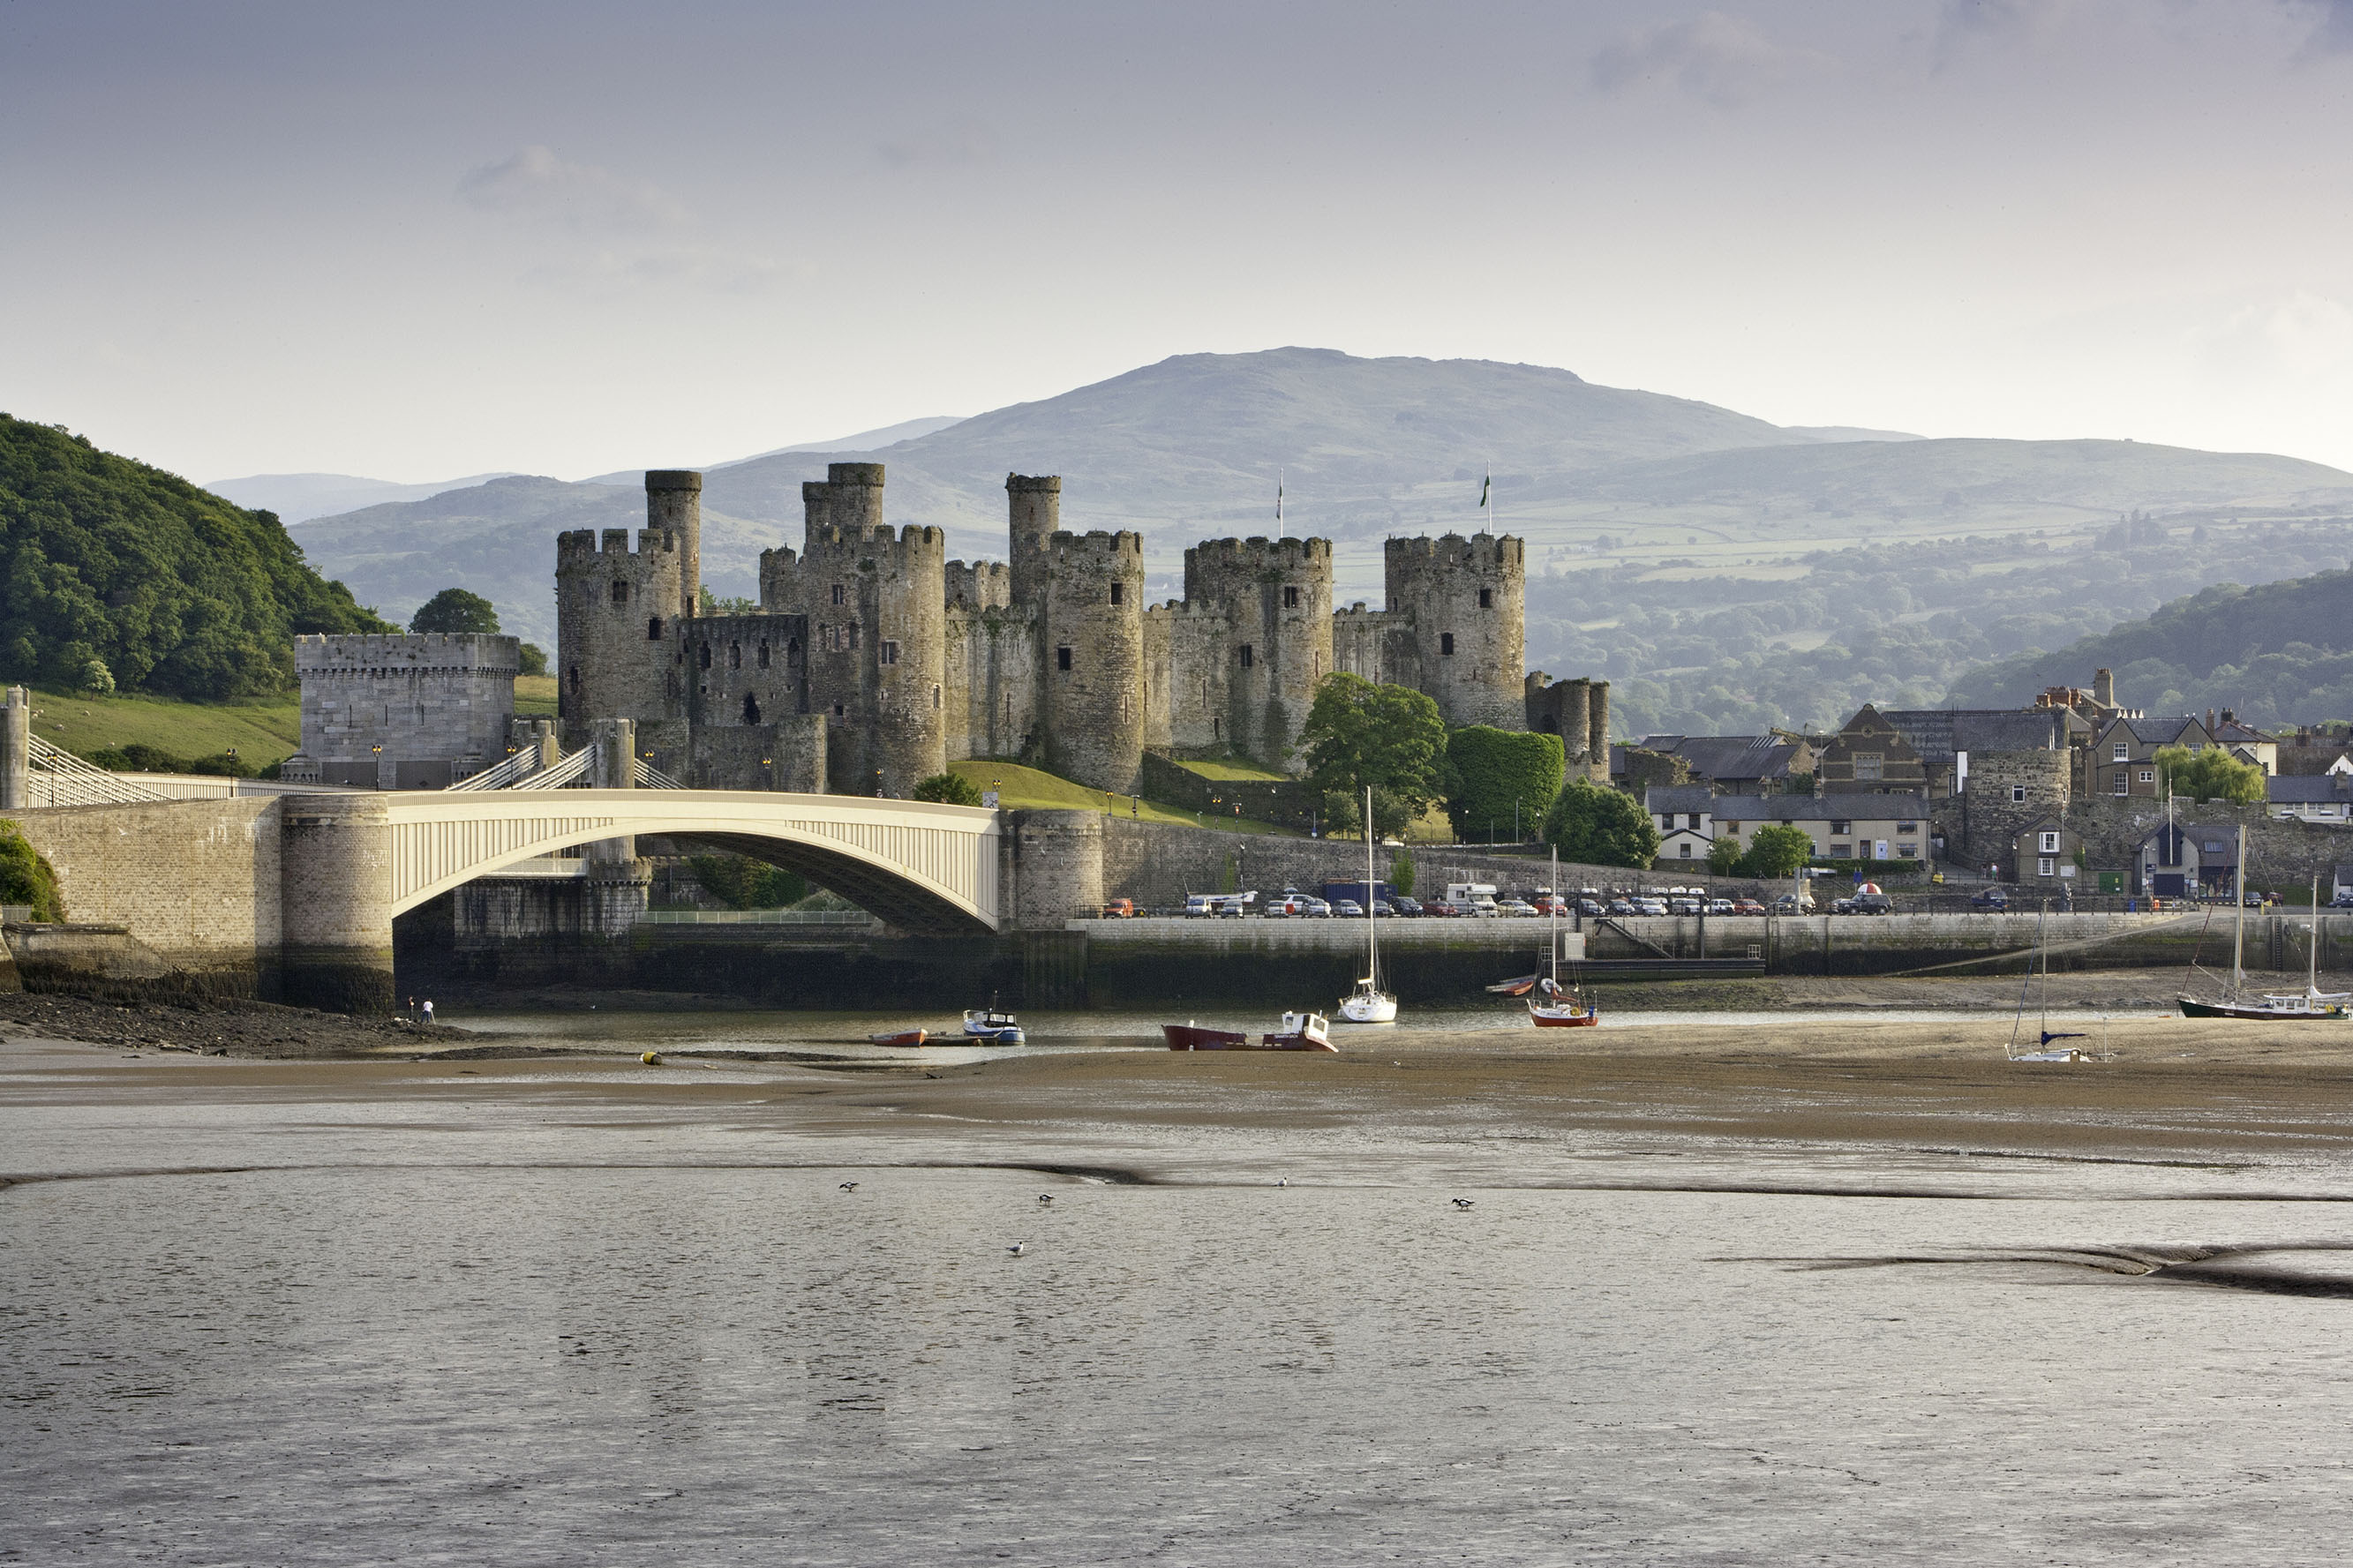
[1643,784,1719,816]
[2110,716,2208,746]
[1633,734,1800,784]
[2142,822,2240,862]
[1876,709,2079,768]
[1755,795,1931,823]
[2268,774,2353,804]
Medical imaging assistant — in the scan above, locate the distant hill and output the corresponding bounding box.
[0,415,389,699]
[204,469,522,523]
[577,414,966,487]
[1945,563,2353,728]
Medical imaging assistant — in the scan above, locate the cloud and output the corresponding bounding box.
[518,245,805,297]
[456,145,689,233]
[1930,0,2073,67]
[2290,0,2353,56]
[2194,290,2353,380]
[1588,11,1829,106]
[877,117,1000,169]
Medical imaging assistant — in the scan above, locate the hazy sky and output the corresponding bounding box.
[7,0,2353,484]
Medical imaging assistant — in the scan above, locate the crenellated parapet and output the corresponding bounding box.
[1180,535,1333,771]
[947,559,1011,610]
[1381,531,1525,730]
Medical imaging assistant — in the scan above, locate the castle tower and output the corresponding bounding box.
[644,470,703,615]
[794,465,946,795]
[1384,533,1525,730]
[1183,536,1334,770]
[1041,531,1146,792]
[1006,474,1062,606]
[554,521,687,735]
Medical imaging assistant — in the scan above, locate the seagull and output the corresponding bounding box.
[839,1182,859,1192]
[1275,1177,1288,1188]
[1008,1242,1026,1256]
[1037,1194,1054,1206]
[1451,1197,1475,1210]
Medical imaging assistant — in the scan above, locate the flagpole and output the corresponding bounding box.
[1277,468,1284,539]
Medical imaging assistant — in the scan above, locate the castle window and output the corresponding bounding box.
[849,621,860,649]
[1056,645,1073,672]
[729,641,742,670]
[1283,586,1298,610]
[698,643,712,670]
[1440,633,1455,656]
[742,693,762,725]
[1478,588,1492,609]
[758,641,771,668]
[880,641,900,666]
[786,637,800,654]
[567,665,580,694]
[648,616,664,640]
[832,703,845,717]
[1110,581,1124,605]
[932,684,941,709]
[1239,644,1254,669]
[831,583,847,606]
[612,580,630,606]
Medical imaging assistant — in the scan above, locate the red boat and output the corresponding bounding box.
[868,1029,928,1047]
[1163,1021,1249,1050]
[1163,1012,1338,1053]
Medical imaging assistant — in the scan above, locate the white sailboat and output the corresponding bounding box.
[1528,845,1597,1026]
[1339,784,1398,1023]
[2179,854,2349,1020]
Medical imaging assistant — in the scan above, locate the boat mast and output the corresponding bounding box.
[1364,784,1377,991]
[2312,874,2321,996]
[1550,845,1560,987]
[2232,822,2247,993]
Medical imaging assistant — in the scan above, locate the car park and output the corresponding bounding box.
[1392,896,1423,916]
[1969,889,2009,911]
[1733,898,1766,916]
[1494,899,1537,917]
[1332,899,1364,918]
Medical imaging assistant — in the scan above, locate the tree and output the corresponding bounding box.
[1390,852,1415,897]
[1739,822,1815,879]
[1543,779,1660,868]
[1443,726,1565,843]
[1297,673,1447,839]
[1706,836,1745,876]
[0,820,65,920]
[2153,743,2266,804]
[688,852,807,910]
[701,588,760,616]
[410,588,500,634]
[77,657,113,694]
[517,642,548,678]
[913,771,984,806]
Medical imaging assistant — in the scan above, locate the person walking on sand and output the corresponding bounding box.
[422,1000,434,1025]
[407,995,417,1022]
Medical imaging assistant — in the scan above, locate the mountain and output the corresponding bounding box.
[204,470,522,523]
[0,415,389,699]
[578,416,967,486]
[1945,562,2353,728]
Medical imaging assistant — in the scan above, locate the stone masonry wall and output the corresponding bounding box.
[295,633,519,786]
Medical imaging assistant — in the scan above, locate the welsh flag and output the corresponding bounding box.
[1479,472,1491,509]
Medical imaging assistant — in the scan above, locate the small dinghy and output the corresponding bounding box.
[867,1028,928,1047]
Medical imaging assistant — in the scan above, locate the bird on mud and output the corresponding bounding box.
[839,1182,859,1193]
[1008,1242,1026,1256]
[1451,1197,1475,1210]
[1037,1194,1054,1207]
[1275,1177,1288,1188]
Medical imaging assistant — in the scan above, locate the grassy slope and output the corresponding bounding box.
[944,759,1293,835]
[514,674,558,716]
[22,688,300,765]
[1176,757,1289,781]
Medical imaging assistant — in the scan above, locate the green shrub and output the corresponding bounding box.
[1543,778,1661,868]
[517,642,548,678]
[1706,837,1745,876]
[913,771,984,807]
[0,820,66,921]
[1443,726,1565,843]
[2153,743,2266,804]
[688,852,808,910]
[409,588,500,634]
[1390,852,1415,897]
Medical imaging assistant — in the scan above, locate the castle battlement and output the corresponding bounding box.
[947,559,1011,608]
[1047,529,1143,559]
[1386,532,1522,568]
[1188,535,1329,564]
[557,527,680,562]
[803,522,945,555]
[296,632,521,673]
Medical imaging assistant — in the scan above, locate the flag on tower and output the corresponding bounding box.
[1276,469,1284,536]
[1479,471,1492,511]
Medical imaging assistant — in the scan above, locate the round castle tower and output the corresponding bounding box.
[1384,533,1524,731]
[555,518,688,733]
[1006,474,1062,605]
[797,500,947,797]
[644,469,703,615]
[1041,530,1146,792]
[1182,536,1334,770]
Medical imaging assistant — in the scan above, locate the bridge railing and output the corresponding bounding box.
[637,909,881,927]
[22,734,169,807]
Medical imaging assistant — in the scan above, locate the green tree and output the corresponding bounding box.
[1390,852,1415,897]
[1297,673,1447,839]
[2153,743,2266,804]
[0,820,65,920]
[913,771,984,806]
[688,852,808,910]
[77,657,114,694]
[1443,726,1565,843]
[410,588,500,634]
[517,641,548,678]
[1542,778,1661,868]
[1706,836,1745,876]
[700,588,760,616]
[1738,822,1816,879]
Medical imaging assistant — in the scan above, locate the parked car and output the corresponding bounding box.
[1427,900,1466,917]
[1733,898,1767,916]
[1850,892,1895,915]
[1494,899,1537,917]
[1101,898,1135,919]
[1184,895,1215,918]
[1669,897,1703,916]
[1635,898,1669,916]
[1332,899,1364,918]
[1707,898,1735,915]
[1391,896,1424,917]
[1302,897,1333,918]
[1576,898,1605,917]
[1969,889,2009,911]
[1606,898,1635,916]
[1770,894,1809,914]
[1830,897,1856,914]
[1371,900,1398,917]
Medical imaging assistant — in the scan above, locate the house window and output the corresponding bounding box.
[1898,844,1917,858]
[2138,769,2154,783]
[1677,840,1693,858]
[1854,754,1883,781]
[880,641,900,666]
[1283,586,1298,609]
[1111,581,1124,605]
[1478,587,1493,609]
[2039,857,2056,877]
[1440,632,1455,656]
[831,584,847,606]
[1898,822,1917,834]
[611,580,630,606]
[1240,644,1254,669]
[1057,645,1073,671]
[1658,815,1673,830]
[2114,774,2130,795]
[1830,843,1852,859]
[2011,784,2026,804]
[2040,831,2060,853]
[1721,821,1741,834]
[2114,741,2130,761]
[1831,820,1851,835]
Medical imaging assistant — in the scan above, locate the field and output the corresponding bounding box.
[18,688,301,767]
[514,674,557,717]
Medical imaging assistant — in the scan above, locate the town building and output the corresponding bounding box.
[1644,784,1717,863]
[2010,816,2085,888]
[1814,705,1930,797]
[2090,716,2216,798]
[282,634,520,788]
[1625,733,1815,795]
[1751,794,1930,863]
[2137,822,2240,898]
[2267,771,2353,824]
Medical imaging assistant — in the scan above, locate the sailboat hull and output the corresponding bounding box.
[1339,992,1397,1023]
[2178,996,2348,1020]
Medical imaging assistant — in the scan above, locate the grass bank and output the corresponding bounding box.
[19,687,300,769]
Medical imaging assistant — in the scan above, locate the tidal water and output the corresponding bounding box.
[6,1024,2353,1564]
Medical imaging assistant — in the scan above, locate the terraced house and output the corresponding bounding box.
[2090,715,2214,798]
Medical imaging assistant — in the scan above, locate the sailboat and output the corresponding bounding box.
[2007,898,2092,1061]
[1528,846,1597,1027]
[2179,854,2349,1020]
[1338,785,1398,1023]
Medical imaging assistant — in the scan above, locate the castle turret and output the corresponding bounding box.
[1383,533,1524,730]
[794,474,946,795]
[1041,531,1146,792]
[1183,536,1333,770]
[645,470,702,616]
[1006,474,1062,606]
[555,522,687,734]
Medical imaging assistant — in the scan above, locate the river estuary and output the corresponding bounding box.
[7,1009,2353,1564]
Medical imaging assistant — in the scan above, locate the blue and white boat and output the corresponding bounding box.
[961,1005,1025,1045]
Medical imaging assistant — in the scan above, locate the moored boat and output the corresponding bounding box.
[1527,979,1597,1027]
[868,1028,928,1047]
[961,1005,1025,1045]
[1262,1009,1336,1051]
[1163,1021,1250,1050]
[2176,863,2349,1022]
[1334,787,1399,1024]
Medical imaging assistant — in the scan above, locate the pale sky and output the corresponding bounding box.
[7,0,2353,484]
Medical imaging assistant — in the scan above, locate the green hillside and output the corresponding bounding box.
[1947,563,2353,726]
[18,686,301,769]
[0,415,389,699]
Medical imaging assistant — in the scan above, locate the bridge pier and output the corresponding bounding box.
[0,686,27,810]
[280,793,396,1014]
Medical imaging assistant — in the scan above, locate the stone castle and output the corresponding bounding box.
[549,465,1609,795]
